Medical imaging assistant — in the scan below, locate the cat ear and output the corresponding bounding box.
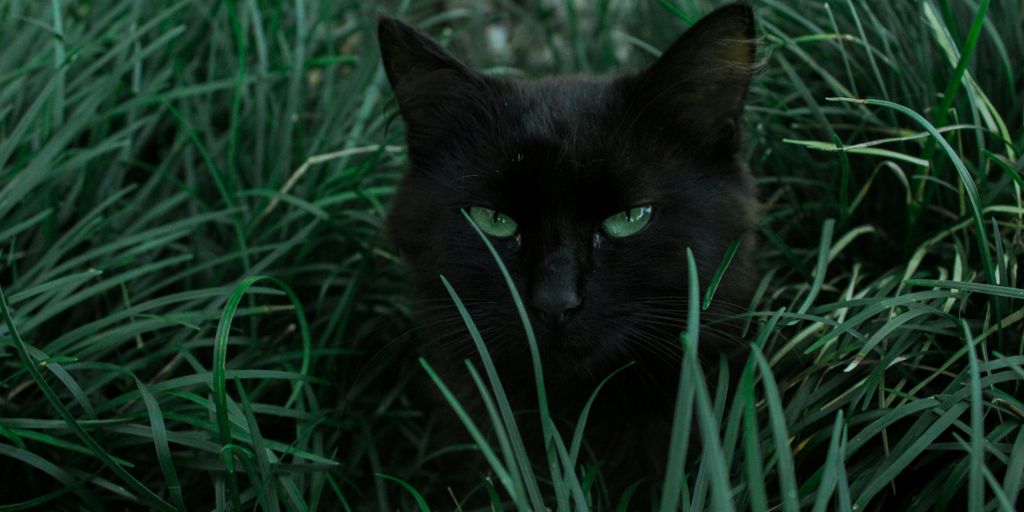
[628,4,757,155]
[377,16,484,133]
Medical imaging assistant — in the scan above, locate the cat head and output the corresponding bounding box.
[379,5,759,379]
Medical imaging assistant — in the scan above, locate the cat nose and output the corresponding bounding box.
[529,286,582,319]
[529,245,582,322]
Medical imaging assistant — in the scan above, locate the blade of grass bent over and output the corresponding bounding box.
[419,358,516,501]
[461,209,562,505]
[463,360,524,500]
[0,284,176,511]
[375,473,430,512]
[828,97,995,285]
[440,275,542,509]
[211,275,313,441]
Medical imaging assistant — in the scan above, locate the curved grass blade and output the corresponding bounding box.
[752,345,799,512]
[659,248,707,512]
[741,310,785,512]
[811,410,846,512]
[904,278,1024,299]
[1003,426,1024,505]
[210,276,313,509]
[703,238,742,311]
[460,209,561,505]
[0,284,175,511]
[134,377,187,511]
[828,97,996,285]
[212,275,313,448]
[375,474,430,510]
[440,275,543,509]
[235,378,281,512]
[0,443,103,510]
[568,361,635,467]
[853,402,968,508]
[463,360,529,507]
[419,359,516,503]
[795,218,835,319]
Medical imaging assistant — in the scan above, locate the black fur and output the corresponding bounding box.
[379,4,759,499]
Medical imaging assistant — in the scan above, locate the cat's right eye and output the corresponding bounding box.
[469,207,518,238]
[601,206,653,238]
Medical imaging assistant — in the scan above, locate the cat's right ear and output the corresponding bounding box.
[625,4,758,157]
[377,16,482,132]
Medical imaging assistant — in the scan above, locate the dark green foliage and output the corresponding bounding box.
[1,0,1021,510]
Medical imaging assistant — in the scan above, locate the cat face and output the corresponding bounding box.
[380,5,759,379]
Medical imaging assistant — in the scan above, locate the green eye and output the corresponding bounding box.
[601,206,653,238]
[469,207,518,238]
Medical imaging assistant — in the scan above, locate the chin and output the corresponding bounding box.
[545,333,629,374]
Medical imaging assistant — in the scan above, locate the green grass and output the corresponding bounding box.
[1,0,1022,510]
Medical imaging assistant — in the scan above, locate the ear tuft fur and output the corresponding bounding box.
[625,3,759,156]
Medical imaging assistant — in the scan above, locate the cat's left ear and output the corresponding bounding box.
[627,4,758,156]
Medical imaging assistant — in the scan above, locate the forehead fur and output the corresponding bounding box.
[509,77,621,145]
[462,77,661,209]
[484,77,650,180]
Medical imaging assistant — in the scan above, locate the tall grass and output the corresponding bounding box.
[1,0,1022,510]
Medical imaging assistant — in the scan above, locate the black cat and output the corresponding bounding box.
[379,3,759,503]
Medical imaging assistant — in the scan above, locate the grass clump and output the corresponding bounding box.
[1,0,1022,510]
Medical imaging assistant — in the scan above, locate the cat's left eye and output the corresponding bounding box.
[469,206,518,238]
[601,206,653,238]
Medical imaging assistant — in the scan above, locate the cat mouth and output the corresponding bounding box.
[532,320,587,351]
[545,335,590,353]
[538,329,605,361]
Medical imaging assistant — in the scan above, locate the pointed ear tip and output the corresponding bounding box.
[376,15,394,43]
[700,3,757,54]
[709,3,756,31]
[377,15,397,32]
[718,3,755,19]
[376,15,414,43]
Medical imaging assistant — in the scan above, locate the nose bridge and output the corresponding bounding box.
[535,214,582,282]
[540,243,578,284]
[528,222,584,316]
